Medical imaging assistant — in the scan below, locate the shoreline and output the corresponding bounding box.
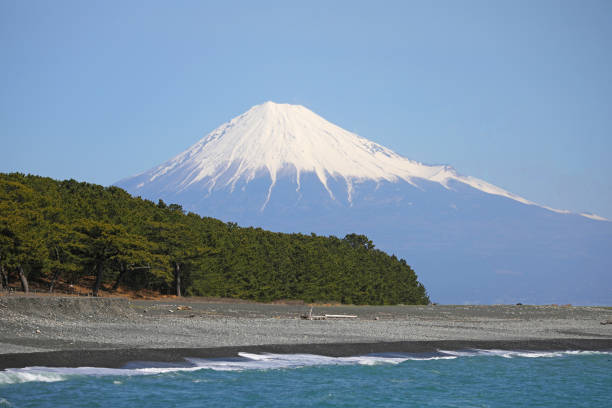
[2,296,610,370]
[2,338,611,370]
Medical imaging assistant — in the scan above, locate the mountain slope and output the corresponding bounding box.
[120,102,576,215]
[117,102,612,305]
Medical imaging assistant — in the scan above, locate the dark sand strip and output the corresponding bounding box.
[2,339,611,369]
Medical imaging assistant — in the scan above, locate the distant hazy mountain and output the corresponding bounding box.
[117,102,611,305]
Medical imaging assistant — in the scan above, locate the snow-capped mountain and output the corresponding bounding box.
[117,102,611,305]
[123,102,574,215]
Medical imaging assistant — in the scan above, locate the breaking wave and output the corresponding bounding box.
[1,350,610,384]
[436,349,610,359]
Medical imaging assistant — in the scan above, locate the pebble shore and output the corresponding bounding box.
[1,295,610,368]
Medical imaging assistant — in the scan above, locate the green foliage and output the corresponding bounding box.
[0,181,48,284]
[0,173,429,304]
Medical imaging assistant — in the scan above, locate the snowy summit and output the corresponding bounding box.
[117,101,612,305]
[124,101,588,217]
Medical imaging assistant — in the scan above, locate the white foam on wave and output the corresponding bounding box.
[437,349,612,359]
[0,353,422,383]
[184,352,425,372]
[0,398,14,407]
[562,350,611,356]
[0,365,202,385]
[0,370,67,385]
[1,350,609,384]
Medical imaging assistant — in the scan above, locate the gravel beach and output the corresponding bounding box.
[1,295,611,369]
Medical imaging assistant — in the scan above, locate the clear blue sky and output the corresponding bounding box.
[2,0,611,218]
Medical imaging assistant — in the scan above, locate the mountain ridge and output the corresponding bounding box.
[119,102,604,220]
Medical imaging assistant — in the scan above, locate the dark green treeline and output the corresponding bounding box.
[0,173,429,305]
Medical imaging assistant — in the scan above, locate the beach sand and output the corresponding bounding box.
[1,295,610,369]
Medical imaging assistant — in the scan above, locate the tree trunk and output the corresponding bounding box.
[175,263,181,297]
[49,247,61,293]
[0,264,4,290]
[92,262,103,297]
[1,268,8,289]
[48,269,61,293]
[112,263,127,291]
[0,257,7,290]
[18,265,29,293]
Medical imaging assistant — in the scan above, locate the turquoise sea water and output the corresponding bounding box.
[1,350,610,407]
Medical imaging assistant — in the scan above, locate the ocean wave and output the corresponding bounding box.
[436,349,612,359]
[1,350,609,384]
[0,370,67,385]
[0,398,14,407]
[0,364,203,385]
[185,352,445,371]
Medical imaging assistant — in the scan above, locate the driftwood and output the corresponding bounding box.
[301,306,357,320]
[600,319,612,325]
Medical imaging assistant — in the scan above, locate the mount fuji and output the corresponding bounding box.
[117,102,611,305]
